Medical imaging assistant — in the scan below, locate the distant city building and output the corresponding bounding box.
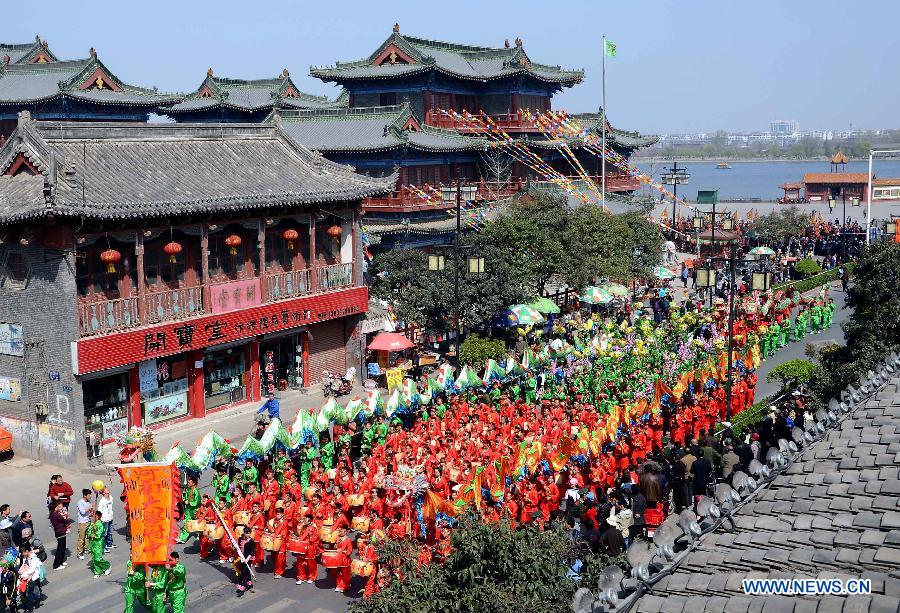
[770,119,798,136]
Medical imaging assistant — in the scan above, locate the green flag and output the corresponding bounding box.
[604,39,617,58]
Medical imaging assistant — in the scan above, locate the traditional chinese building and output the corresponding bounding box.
[309,25,653,191]
[0,112,392,466]
[0,35,57,65]
[0,46,178,142]
[158,68,343,123]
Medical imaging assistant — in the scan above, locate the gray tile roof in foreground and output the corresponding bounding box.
[629,373,900,613]
[0,113,394,224]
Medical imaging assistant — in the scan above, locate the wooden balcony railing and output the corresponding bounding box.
[425,110,540,133]
[363,180,524,212]
[77,266,356,338]
[317,262,353,292]
[144,286,205,325]
[265,268,312,303]
[78,296,141,337]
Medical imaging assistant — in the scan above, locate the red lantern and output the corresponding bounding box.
[282,228,299,251]
[99,248,121,274]
[162,241,182,264]
[224,234,242,256]
[327,224,342,243]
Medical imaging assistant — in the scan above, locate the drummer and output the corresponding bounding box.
[331,526,354,593]
[357,534,379,597]
[293,515,318,585]
[196,495,218,559]
[247,500,266,570]
[268,505,289,578]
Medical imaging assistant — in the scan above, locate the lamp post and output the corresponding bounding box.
[702,243,772,421]
[661,162,690,228]
[440,179,479,364]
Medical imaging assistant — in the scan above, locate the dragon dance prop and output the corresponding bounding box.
[149,302,793,475]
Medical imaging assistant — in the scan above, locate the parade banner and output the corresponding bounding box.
[115,462,181,565]
[385,367,403,392]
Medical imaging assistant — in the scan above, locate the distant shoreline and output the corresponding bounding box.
[631,158,839,164]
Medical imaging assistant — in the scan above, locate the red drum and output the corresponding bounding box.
[351,559,375,577]
[321,550,348,568]
[286,538,309,555]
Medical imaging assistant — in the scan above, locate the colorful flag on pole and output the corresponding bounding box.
[604,39,617,58]
[115,462,181,565]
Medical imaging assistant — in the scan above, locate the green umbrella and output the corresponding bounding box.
[600,282,629,297]
[579,286,614,304]
[528,296,561,314]
[506,304,545,325]
[653,266,676,280]
[748,246,776,256]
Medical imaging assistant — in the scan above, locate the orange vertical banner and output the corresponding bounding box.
[116,462,181,565]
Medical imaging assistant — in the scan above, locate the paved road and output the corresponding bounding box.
[0,285,852,612]
[754,282,849,400]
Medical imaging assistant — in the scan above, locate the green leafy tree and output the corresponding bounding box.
[563,208,660,290]
[459,333,507,366]
[811,241,900,406]
[350,516,617,613]
[766,359,817,392]
[751,205,808,241]
[793,258,823,277]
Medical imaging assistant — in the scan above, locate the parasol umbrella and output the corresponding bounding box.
[505,304,544,326]
[600,282,629,298]
[748,246,776,256]
[579,286,614,304]
[367,332,414,352]
[653,266,675,280]
[528,296,561,314]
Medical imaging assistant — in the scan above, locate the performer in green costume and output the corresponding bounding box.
[88,510,111,577]
[166,552,187,613]
[177,475,201,543]
[124,559,146,613]
[212,465,231,505]
[145,565,168,613]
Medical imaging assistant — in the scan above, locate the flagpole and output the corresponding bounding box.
[601,34,607,209]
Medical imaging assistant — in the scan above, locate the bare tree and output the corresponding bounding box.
[479,144,513,185]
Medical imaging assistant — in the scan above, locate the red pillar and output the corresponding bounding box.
[301,331,310,388]
[249,340,261,403]
[188,350,205,418]
[128,365,142,427]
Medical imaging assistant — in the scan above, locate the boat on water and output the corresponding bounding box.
[716,162,731,169]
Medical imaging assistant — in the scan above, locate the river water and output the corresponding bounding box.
[631,159,900,201]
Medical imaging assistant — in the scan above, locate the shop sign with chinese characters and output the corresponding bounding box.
[75,287,367,375]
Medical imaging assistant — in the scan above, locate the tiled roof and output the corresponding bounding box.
[162,71,340,115]
[0,55,178,107]
[610,355,900,613]
[0,36,57,65]
[0,113,394,225]
[310,29,583,86]
[803,173,870,185]
[276,104,486,153]
[873,178,900,187]
[571,111,658,149]
[831,150,849,165]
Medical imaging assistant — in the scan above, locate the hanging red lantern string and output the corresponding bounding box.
[224,234,242,256]
[99,248,122,274]
[282,228,299,251]
[326,224,342,244]
[162,241,183,264]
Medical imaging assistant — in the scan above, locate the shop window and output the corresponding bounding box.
[204,347,246,410]
[140,356,189,425]
[83,374,130,440]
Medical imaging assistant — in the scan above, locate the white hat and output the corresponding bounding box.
[0,518,11,530]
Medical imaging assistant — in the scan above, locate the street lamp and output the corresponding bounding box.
[439,180,481,364]
[721,216,734,231]
[428,254,445,271]
[467,256,485,274]
[696,267,716,289]
[751,270,772,292]
[692,215,703,230]
[631,247,643,300]
[828,198,835,215]
[887,221,897,235]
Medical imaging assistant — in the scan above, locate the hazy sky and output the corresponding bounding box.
[9,0,898,135]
